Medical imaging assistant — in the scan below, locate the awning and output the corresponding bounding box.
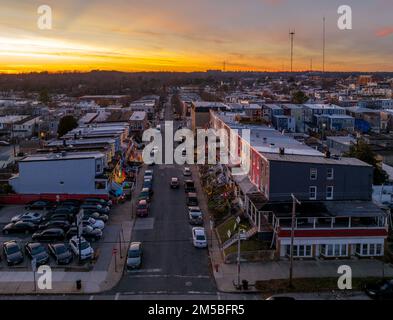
[232,174,259,195]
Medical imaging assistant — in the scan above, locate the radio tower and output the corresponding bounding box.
[289,29,295,72]
[223,61,226,72]
[322,16,326,73]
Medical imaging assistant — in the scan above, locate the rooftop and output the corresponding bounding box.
[215,112,322,157]
[263,153,370,167]
[20,151,104,162]
[130,111,147,121]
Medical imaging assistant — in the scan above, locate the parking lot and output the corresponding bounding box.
[0,203,123,272]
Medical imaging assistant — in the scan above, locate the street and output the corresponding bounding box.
[110,98,217,295]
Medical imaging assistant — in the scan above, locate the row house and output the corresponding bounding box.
[210,110,388,259]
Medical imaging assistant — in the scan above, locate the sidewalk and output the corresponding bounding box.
[0,167,147,295]
[193,165,393,293]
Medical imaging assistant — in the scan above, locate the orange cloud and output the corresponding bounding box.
[376,26,393,37]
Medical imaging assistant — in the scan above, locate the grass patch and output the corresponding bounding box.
[255,277,386,294]
[224,239,269,256]
[216,217,250,243]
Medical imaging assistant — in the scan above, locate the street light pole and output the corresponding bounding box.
[237,228,241,289]
[289,193,301,288]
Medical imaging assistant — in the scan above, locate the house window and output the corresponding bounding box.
[327,168,334,180]
[356,243,384,257]
[320,244,348,257]
[309,186,317,200]
[286,245,313,258]
[310,168,317,180]
[326,186,334,200]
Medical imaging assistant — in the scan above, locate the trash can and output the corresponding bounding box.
[76,279,82,290]
[242,280,249,290]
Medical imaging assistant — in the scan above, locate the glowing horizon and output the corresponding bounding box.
[1,0,393,74]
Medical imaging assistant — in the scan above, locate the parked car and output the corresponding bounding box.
[83,211,109,222]
[25,200,55,211]
[186,192,199,206]
[184,180,196,193]
[192,227,207,248]
[183,167,192,176]
[142,178,153,189]
[58,199,81,207]
[3,221,38,234]
[3,240,24,266]
[80,203,110,213]
[144,170,153,181]
[25,242,49,265]
[32,228,65,242]
[138,188,152,202]
[38,220,71,231]
[49,206,79,216]
[44,212,74,223]
[66,226,103,242]
[188,207,203,225]
[48,243,73,265]
[364,279,393,299]
[136,200,149,217]
[84,198,112,208]
[127,242,142,270]
[82,217,105,230]
[11,212,43,224]
[69,236,94,261]
[170,177,180,189]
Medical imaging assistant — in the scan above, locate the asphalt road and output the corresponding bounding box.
[110,98,216,295]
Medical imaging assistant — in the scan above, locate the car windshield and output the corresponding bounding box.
[128,249,140,258]
[191,212,201,218]
[196,235,205,241]
[31,246,45,255]
[55,246,67,254]
[7,245,19,254]
[138,204,147,209]
[80,242,90,250]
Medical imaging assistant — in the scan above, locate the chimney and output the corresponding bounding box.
[63,139,67,147]
[279,147,285,156]
[325,150,331,158]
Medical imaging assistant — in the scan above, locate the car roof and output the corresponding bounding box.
[171,177,178,180]
[4,240,18,247]
[193,227,205,234]
[129,242,141,250]
[187,192,197,196]
[43,228,64,233]
[185,179,194,183]
[138,199,147,205]
[28,242,43,248]
[188,206,200,210]
[51,243,66,248]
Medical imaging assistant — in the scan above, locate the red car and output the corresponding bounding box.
[136,200,149,217]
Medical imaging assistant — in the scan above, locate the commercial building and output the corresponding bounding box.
[9,152,109,198]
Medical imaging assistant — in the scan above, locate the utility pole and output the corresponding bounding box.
[237,229,241,288]
[289,193,301,288]
[322,16,326,73]
[289,29,295,73]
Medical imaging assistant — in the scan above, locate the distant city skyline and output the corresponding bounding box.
[1,0,393,73]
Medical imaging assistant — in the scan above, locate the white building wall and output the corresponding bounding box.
[10,157,107,195]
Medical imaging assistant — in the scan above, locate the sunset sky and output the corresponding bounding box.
[0,0,393,73]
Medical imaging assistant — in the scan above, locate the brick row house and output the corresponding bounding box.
[210,110,389,259]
